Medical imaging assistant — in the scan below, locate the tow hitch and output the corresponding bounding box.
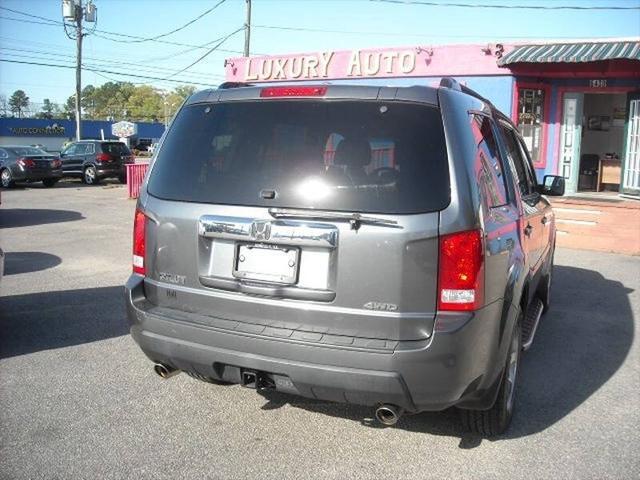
[241,369,275,390]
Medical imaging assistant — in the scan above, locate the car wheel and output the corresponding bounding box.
[83,166,99,185]
[118,174,127,184]
[1,168,15,188]
[42,178,59,188]
[459,315,522,437]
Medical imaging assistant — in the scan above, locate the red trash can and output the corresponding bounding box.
[126,162,149,199]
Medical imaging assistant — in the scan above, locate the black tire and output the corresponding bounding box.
[1,168,15,188]
[42,178,58,188]
[118,174,127,184]
[459,316,522,437]
[83,165,99,185]
[185,371,232,385]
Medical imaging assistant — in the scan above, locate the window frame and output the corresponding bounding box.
[498,120,537,200]
[512,82,551,169]
[469,111,510,208]
[61,144,77,156]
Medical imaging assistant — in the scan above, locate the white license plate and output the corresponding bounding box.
[233,244,299,284]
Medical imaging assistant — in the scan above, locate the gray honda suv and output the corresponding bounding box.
[125,80,565,436]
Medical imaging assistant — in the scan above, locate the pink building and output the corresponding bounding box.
[225,39,640,196]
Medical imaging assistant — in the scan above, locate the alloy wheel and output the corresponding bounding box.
[1,169,12,188]
[84,166,96,184]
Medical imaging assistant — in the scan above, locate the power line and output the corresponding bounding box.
[1,47,225,81]
[370,0,640,10]
[0,7,247,55]
[0,59,214,86]
[253,23,634,40]
[163,26,245,79]
[119,0,228,43]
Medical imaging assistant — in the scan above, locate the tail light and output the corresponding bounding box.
[260,86,327,97]
[96,153,113,162]
[17,158,35,168]
[438,229,484,311]
[133,208,146,275]
[51,159,62,168]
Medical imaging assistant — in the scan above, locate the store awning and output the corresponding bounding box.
[498,41,640,66]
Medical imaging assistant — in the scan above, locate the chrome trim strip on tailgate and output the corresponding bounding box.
[198,215,338,248]
[144,278,433,322]
[199,275,336,302]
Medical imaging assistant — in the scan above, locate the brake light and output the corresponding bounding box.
[51,159,62,168]
[17,158,35,168]
[438,229,484,311]
[132,208,146,275]
[96,153,113,162]
[260,86,327,98]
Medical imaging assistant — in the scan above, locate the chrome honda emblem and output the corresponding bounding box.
[250,221,271,241]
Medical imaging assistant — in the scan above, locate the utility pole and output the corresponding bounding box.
[75,4,82,141]
[244,0,251,57]
[62,0,96,141]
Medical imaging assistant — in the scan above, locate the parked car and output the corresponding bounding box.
[125,80,565,436]
[59,140,134,185]
[0,145,62,188]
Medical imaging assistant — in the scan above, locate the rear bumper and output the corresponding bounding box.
[13,168,62,181]
[95,163,127,178]
[126,275,516,412]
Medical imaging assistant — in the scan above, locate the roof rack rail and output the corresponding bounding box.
[439,77,494,108]
[439,77,461,91]
[218,81,254,89]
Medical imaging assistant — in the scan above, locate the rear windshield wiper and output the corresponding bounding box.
[268,208,401,231]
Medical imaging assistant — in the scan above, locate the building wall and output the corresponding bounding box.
[0,118,165,153]
[515,77,640,182]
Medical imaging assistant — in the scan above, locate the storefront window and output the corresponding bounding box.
[517,88,545,165]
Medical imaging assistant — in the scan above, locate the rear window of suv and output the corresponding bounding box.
[101,142,130,155]
[148,100,449,214]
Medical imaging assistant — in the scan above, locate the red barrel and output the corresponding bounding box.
[126,162,150,199]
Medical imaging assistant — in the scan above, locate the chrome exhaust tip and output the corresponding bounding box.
[375,404,404,426]
[153,363,180,379]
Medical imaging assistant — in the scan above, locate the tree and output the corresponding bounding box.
[163,85,197,124]
[9,90,29,118]
[81,85,97,118]
[0,95,8,118]
[38,98,54,119]
[64,95,76,120]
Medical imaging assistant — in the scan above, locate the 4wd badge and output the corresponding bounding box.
[363,301,398,311]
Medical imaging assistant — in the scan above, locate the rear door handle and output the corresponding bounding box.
[524,224,533,237]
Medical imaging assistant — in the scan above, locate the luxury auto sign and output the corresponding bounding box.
[242,49,418,82]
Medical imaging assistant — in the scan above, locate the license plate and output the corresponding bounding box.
[233,244,299,284]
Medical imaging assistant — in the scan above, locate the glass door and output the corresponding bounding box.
[559,93,584,194]
[622,93,640,196]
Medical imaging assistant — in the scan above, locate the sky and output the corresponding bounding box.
[0,0,639,107]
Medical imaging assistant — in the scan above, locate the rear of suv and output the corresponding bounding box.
[60,140,134,184]
[125,80,565,436]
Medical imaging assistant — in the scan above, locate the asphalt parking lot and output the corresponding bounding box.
[1,182,639,480]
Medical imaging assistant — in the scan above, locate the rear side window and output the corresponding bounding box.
[500,125,535,197]
[102,142,130,155]
[470,114,507,208]
[148,101,450,214]
[7,147,47,156]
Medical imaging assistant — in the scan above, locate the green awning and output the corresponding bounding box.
[498,41,640,66]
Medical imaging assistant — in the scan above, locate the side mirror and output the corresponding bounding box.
[539,175,565,196]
